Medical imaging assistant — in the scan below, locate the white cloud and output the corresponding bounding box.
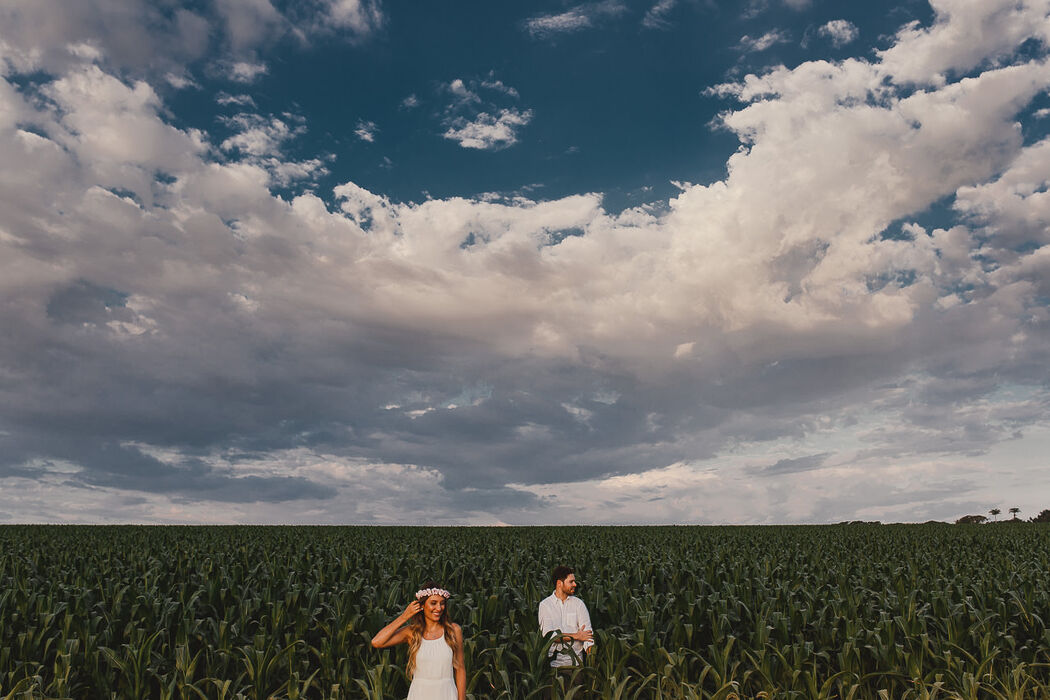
[818,19,859,48]
[224,60,268,83]
[40,66,207,200]
[642,0,679,30]
[737,30,790,53]
[214,0,284,52]
[443,108,533,150]
[0,1,213,76]
[68,42,103,62]
[401,94,420,109]
[446,78,481,105]
[263,156,329,186]
[525,0,628,38]
[526,9,592,36]
[216,91,257,108]
[284,0,385,43]
[354,119,378,142]
[878,0,1050,86]
[439,76,531,150]
[3,0,1050,523]
[954,136,1050,247]
[220,113,304,156]
[323,0,384,35]
[164,71,199,89]
[481,78,519,98]
[215,111,326,185]
[0,0,381,82]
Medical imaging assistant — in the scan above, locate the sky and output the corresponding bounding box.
[1,0,1050,525]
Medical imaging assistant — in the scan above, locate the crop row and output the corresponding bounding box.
[0,525,1048,698]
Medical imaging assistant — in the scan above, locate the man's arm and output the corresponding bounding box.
[578,601,595,651]
[539,599,580,647]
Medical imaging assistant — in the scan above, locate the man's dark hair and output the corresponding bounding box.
[552,565,574,587]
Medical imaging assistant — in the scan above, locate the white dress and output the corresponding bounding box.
[406,636,458,700]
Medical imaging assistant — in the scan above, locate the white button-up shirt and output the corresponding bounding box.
[538,591,594,667]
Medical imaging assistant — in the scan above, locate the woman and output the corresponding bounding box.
[371,582,466,700]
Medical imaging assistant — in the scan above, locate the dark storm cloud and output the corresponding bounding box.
[0,434,332,503]
[46,280,129,325]
[4,285,1044,505]
[748,453,832,477]
[2,244,1048,512]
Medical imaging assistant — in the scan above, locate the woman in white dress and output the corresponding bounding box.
[371,581,466,700]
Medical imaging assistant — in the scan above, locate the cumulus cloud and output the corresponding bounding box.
[0,0,212,76]
[220,112,305,156]
[954,137,1050,247]
[354,119,378,142]
[214,0,284,52]
[0,0,381,80]
[439,75,532,150]
[216,111,327,184]
[642,0,680,30]
[443,108,533,150]
[165,71,200,90]
[216,91,257,108]
[878,0,1050,86]
[524,0,628,38]
[737,30,791,53]
[2,0,1050,523]
[321,0,384,36]
[222,60,268,83]
[818,19,859,47]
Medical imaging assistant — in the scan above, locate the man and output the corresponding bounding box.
[538,565,594,680]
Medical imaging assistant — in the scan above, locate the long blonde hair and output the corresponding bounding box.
[405,582,458,679]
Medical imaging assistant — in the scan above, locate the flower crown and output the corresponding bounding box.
[415,587,451,600]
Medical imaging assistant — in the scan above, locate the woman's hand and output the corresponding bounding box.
[400,599,422,620]
[370,599,421,649]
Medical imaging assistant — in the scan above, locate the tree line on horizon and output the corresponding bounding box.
[955,507,1050,525]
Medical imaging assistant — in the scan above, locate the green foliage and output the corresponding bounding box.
[0,524,1048,698]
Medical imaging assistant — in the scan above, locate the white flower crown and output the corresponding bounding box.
[415,587,451,600]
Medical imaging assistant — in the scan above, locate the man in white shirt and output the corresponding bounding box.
[538,565,594,671]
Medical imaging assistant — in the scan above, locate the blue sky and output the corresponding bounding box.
[1,0,1050,524]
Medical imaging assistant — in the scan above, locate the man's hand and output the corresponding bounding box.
[570,625,593,643]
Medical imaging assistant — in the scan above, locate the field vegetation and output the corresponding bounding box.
[1,524,1049,698]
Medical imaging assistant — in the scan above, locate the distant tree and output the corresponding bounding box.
[955,514,988,525]
[1030,509,1050,523]
[989,508,1001,521]
[1009,507,1021,520]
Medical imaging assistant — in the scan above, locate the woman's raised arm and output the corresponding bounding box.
[370,600,421,648]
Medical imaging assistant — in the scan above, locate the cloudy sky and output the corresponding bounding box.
[2,0,1050,525]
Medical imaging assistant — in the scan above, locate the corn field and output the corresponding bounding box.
[1,524,1049,699]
